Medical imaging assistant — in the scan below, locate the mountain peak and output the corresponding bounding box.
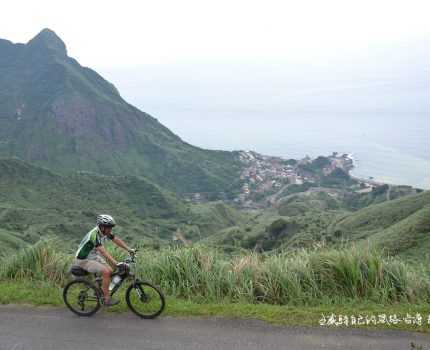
[27,28,67,56]
[0,30,241,195]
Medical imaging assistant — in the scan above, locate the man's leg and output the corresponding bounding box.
[76,259,117,305]
[101,265,113,303]
[94,256,119,305]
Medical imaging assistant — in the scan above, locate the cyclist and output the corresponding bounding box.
[74,214,134,306]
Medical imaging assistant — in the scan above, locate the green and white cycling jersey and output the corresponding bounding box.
[75,226,115,260]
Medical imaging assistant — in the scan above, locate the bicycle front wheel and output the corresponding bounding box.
[63,279,101,317]
[125,281,165,319]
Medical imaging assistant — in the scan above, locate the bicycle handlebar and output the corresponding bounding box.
[123,248,139,264]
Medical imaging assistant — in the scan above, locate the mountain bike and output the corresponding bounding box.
[63,250,165,318]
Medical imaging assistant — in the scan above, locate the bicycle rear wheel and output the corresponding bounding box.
[125,281,165,319]
[63,279,101,316]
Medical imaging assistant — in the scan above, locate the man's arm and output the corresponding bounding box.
[96,246,118,266]
[112,236,132,253]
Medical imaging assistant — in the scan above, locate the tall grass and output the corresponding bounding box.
[0,238,72,285]
[1,241,429,305]
[134,245,430,305]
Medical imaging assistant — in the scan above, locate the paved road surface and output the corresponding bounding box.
[0,306,429,350]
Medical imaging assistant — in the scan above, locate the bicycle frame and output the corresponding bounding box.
[93,252,140,297]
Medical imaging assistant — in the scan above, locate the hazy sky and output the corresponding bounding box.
[2,0,430,188]
[2,0,430,68]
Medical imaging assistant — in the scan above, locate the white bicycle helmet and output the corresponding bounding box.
[97,214,116,227]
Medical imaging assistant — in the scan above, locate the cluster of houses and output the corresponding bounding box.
[182,151,358,205]
[237,151,356,203]
[238,151,305,201]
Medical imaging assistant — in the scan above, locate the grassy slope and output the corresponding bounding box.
[0,229,27,256]
[0,159,244,253]
[3,155,426,259]
[333,191,430,233]
[328,191,430,258]
[369,205,430,259]
[203,189,430,257]
[204,191,349,252]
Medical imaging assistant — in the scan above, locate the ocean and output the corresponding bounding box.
[104,56,430,190]
[152,110,430,189]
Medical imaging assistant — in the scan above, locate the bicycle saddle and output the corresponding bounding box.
[70,265,89,276]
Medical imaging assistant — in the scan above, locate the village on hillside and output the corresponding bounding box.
[182,150,390,206]
[235,151,355,205]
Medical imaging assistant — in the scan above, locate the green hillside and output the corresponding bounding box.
[1,155,428,263]
[328,191,430,259]
[202,188,429,256]
[0,29,242,194]
[0,229,27,256]
[331,191,430,237]
[369,205,430,259]
[0,158,245,254]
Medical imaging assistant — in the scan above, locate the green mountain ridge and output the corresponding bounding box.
[204,187,429,257]
[330,190,430,258]
[331,190,430,236]
[1,158,428,260]
[0,158,245,255]
[0,29,242,194]
[0,158,181,215]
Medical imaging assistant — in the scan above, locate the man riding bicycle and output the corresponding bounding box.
[74,214,134,306]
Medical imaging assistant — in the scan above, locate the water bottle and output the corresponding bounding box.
[109,274,122,291]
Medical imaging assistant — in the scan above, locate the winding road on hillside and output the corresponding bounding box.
[0,306,429,350]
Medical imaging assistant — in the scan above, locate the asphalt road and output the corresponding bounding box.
[0,306,429,350]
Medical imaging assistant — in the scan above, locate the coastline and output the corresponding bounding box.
[345,151,430,190]
[347,154,391,187]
